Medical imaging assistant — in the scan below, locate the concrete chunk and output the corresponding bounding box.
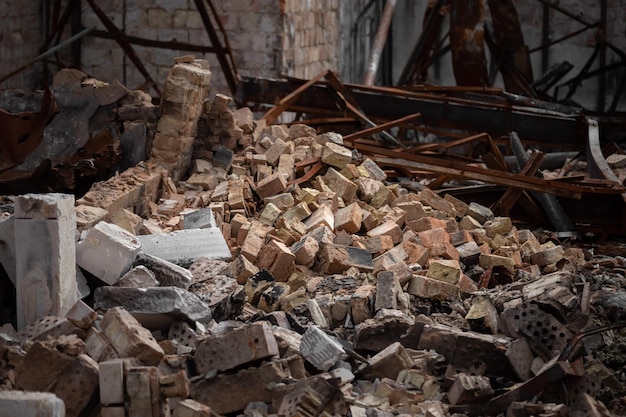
[76,221,141,285]
[15,193,78,329]
[133,252,193,289]
[94,286,212,329]
[0,391,65,417]
[137,227,231,267]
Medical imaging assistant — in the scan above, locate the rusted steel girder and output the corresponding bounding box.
[238,76,591,147]
[449,0,489,87]
[486,0,534,94]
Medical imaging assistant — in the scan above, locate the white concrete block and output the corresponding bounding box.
[0,390,65,417]
[76,221,141,285]
[14,193,78,330]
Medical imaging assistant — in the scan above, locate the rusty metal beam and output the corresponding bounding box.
[449,0,489,87]
[351,142,623,198]
[239,76,595,147]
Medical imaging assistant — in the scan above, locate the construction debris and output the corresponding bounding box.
[1,59,626,417]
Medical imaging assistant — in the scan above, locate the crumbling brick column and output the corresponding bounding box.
[150,58,211,181]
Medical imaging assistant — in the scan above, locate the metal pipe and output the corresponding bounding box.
[0,26,94,85]
[510,131,574,233]
[363,0,396,86]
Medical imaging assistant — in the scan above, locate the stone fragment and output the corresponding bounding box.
[256,172,287,199]
[322,142,352,168]
[351,284,376,324]
[324,167,358,202]
[300,326,345,371]
[173,399,219,417]
[447,373,494,405]
[133,252,193,289]
[291,236,319,266]
[478,253,515,271]
[115,265,159,288]
[100,359,125,405]
[408,275,459,301]
[100,307,164,365]
[183,207,217,229]
[426,259,462,284]
[465,295,499,334]
[65,299,97,330]
[360,342,414,380]
[359,158,387,181]
[190,360,291,415]
[125,366,163,417]
[257,282,291,312]
[316,243,373,274]
[334,202,362,233]
[367,221,403,245]
[505,338,535,381]
[374,271,402,311]
[195,322,278,373]
[94,286,212,329]
[483,216,513,237]
[255,239,296,281]
[354,310,414,352]
[466,202,493,224]
[304,205,334,231]
[531,244,565,267]
[230,254,260,284]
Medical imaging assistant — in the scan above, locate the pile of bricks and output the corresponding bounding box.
[0,66,625,417]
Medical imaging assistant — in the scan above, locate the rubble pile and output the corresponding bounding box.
[1,61,626,417]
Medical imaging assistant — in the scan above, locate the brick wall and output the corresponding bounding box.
[0,1,43,91]
[79,0,339,99]
[281,0,340,79]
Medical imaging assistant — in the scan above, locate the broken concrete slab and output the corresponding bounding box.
[137,227,231,267]
[132,252,193,289]
[94,286,212,329]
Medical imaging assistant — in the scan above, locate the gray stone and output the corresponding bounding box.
[182,207,217,229]
[467,202,494,224]
[133,252,193,289]
[115,266,159,288]
[213,147,234,172]
[189,274,245,322]
[137,228,231,267]
[94,286,212,330]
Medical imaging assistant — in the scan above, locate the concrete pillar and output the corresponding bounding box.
[14,193,78,329]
